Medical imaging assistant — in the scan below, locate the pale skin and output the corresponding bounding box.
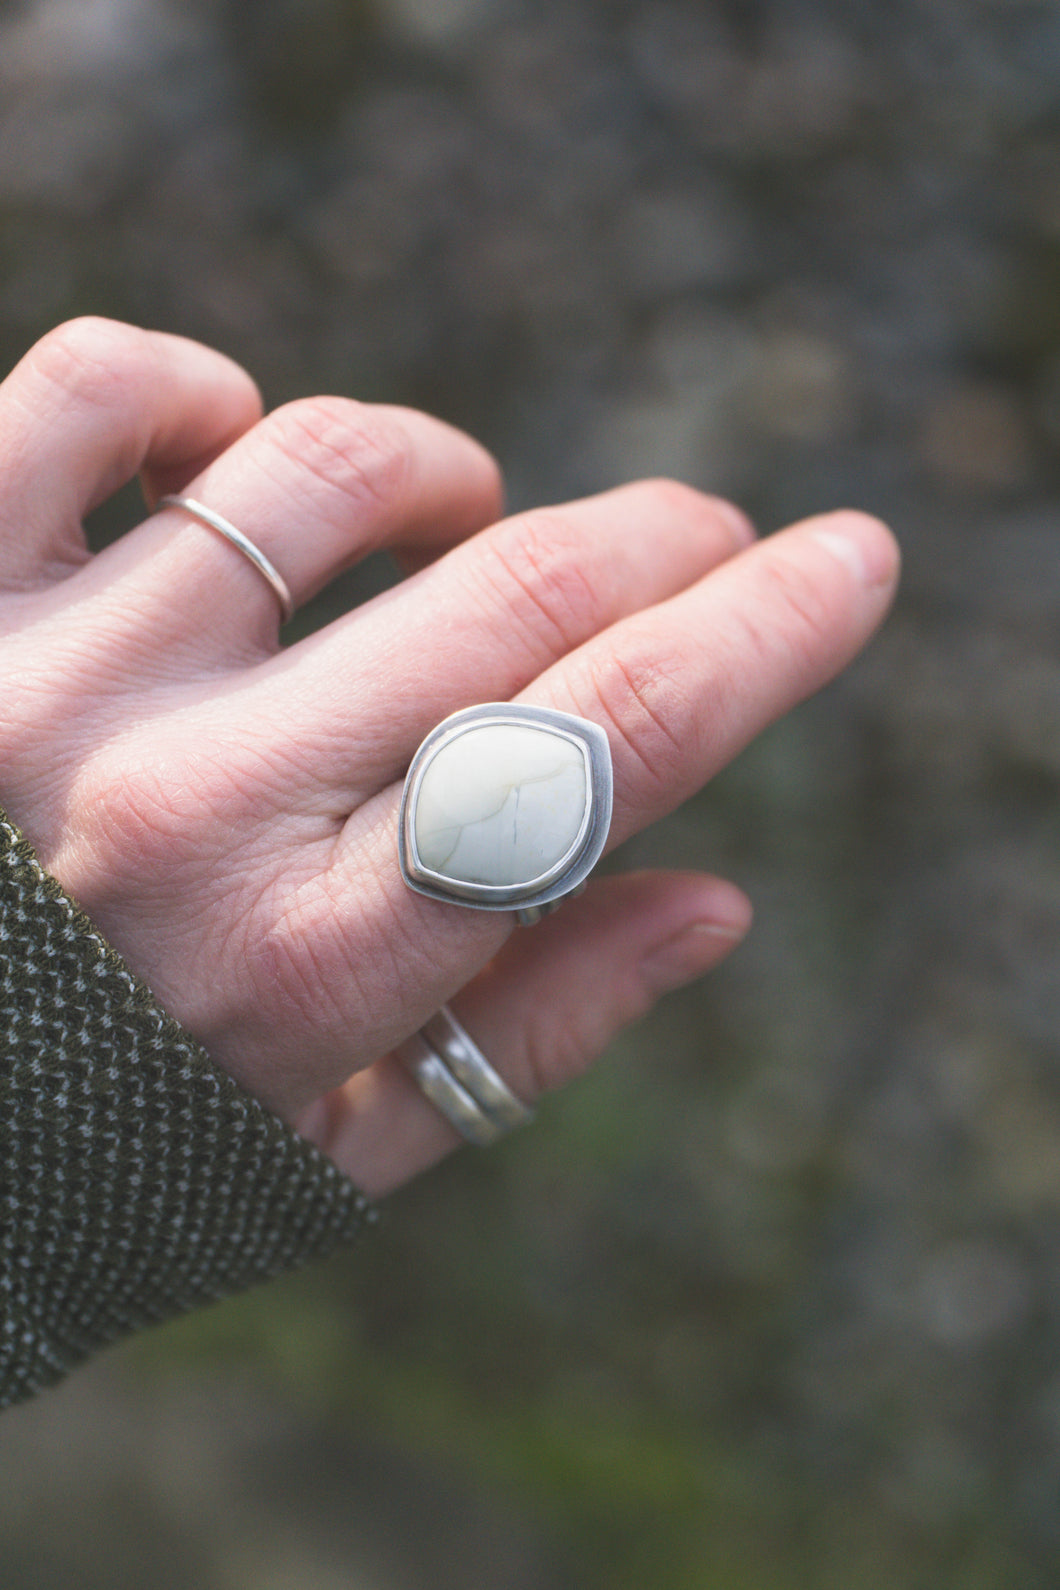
[0,318,900,1197]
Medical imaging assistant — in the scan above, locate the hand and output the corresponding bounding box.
[0,319,899,1196]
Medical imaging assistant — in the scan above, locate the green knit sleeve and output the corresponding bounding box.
[0,808,374,1408]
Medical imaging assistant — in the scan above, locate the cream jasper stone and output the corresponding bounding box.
[412,723,590,888]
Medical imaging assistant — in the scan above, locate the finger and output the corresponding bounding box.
[83,395,505,659]
[526,509,900,842]
[0,317,262,585]
[295,870,752,1195]
[246,480,755,795]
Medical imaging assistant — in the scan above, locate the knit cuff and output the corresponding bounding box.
[0,809,374,1408]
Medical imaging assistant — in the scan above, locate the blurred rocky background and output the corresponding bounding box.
[2,0,1060,1585]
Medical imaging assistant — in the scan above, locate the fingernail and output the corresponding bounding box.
[810,513,898,588]
[640,898,753,994]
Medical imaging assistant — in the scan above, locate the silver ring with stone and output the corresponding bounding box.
[398,702,613,926]
[157,495,295,623]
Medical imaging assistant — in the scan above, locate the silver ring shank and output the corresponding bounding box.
[396,1030,507,1147]
[420,1006,535,1131]
[158,495,295,623]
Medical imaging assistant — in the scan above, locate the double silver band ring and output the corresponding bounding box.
[395,1005,534,1146]
[157,495,295,623]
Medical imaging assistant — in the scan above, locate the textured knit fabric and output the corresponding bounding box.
[0,808,374,1408]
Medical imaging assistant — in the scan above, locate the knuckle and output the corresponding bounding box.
[253,867,437,1078]
[53,769,193,927]
[26,317,149,411]
[262,396,414,521]
[75,750,216,875]
[478,508,603,653]
[518,970,656,1097]
[70,729,275,892]
[519,1010,573,1097]
[756,551,838,668]
[254,886,357,1040]
[625,476,744,533]
[629,476,710,519]
[521,1006,600,1097]
[587,642,692,795]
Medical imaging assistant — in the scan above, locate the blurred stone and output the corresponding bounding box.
[0,0,185,81]
[741,27,873,154]
[920,381,1033,492]
[881,1427,987,1527]
[585,384,738,494]
[379,0,510,49]
[617,185,749,296]
[0,98,138,208]
[978,1082,1060,1212]
[726,1064,826,1175]
[917,1239,1031,1345]
[1034,348,1060,443]
[743,328,853,442]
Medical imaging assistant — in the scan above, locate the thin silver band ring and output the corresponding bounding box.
[157,495,295,623]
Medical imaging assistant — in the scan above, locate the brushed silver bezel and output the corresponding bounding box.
[399,703,613,912]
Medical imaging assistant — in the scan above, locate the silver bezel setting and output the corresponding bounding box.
[399,703,613,913]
